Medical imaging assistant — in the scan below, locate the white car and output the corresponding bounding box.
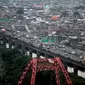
[62,45,65,48]
[13,32,16,35]
[17,30,20,33]
[26,35,29,38]
[79,56,83,59]
[59,45,65,48]
[34,36,38,39]
[63,48,66,51]
[71,51,76,54]
[59,45,62,47]
[18,35,21,37]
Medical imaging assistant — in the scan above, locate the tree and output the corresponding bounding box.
[0,54,5,81]
[0,46,31,85]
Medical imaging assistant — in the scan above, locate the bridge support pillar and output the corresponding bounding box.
[45,54,48,58]
[37,51,40,58]
[9,42,13,49]
[21,44,26,54]
[29,50,32,58]
[3,41,6,47]
[63,61,67,70]
[74,65,78,75]
[14,42,18,49]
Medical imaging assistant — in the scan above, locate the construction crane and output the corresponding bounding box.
[18,57,73,85]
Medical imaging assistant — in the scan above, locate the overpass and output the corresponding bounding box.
[0,28,85,77]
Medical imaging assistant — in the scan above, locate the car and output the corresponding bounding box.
[26,35,29,38]
[71,51,76,54]
[62,45,65,48]
[17,30,20,33]
[59,45,65,48]
[47,46,50,49]
[34,36,38,39]
[62,48,66,51]
[38,43,40,46]
[42,44,45,48]
[0,26,4,28]
[13,32,16,34]
[79,56,83,59]
[64,53,68,55]
[58,45,62,48]
[18,35,21,37]
[66,55,69,58]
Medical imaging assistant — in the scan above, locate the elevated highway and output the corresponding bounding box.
[0,29,85,76]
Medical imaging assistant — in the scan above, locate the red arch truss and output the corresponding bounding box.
[18,57,73,85]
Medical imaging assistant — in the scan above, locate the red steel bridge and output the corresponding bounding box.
[18,57,73,85]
